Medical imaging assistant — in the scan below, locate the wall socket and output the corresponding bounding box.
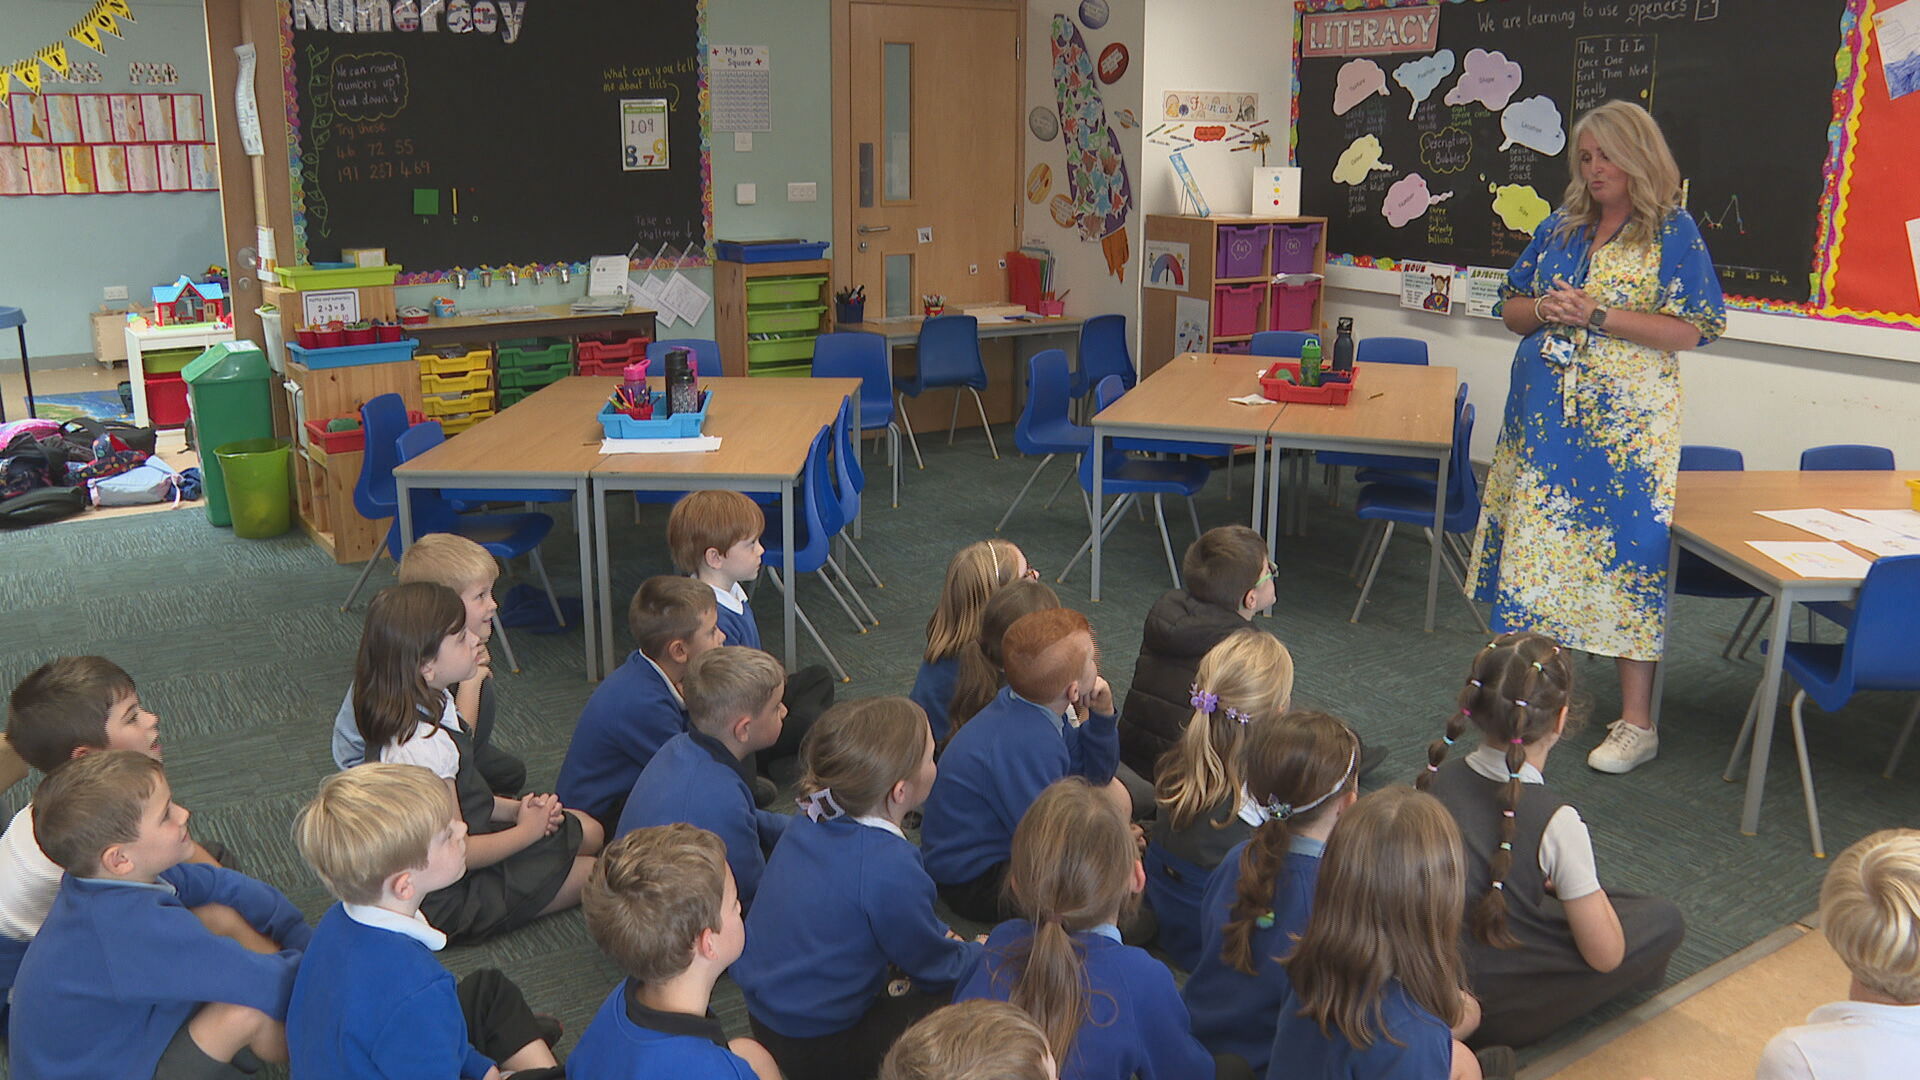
[787,181,818,202]
[968,264,979,275]
[103,285,128,301]
[735,182,757,205]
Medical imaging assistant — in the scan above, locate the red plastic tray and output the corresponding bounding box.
[1259,361,1356,405]
[577,338,652,364]
[304,411,426,453]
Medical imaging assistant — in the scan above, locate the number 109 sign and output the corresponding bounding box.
[621,99,669,171]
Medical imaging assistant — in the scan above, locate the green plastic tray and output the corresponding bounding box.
[745,333,817,366]
[272,264,402,289]
[143,347,202,375]
[497,359,572,388]
[748,362,812,377]
[498,340,572,368]
[745,303,827,335]
[744,275,827,305]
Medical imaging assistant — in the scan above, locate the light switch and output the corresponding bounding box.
[734,131,753,152]
[787,182,818,202]
[735,182,757,205]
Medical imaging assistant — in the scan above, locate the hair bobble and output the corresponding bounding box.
[1263,797,1296,822]
[1426,763,1440,773]
[1468,678,1483,688]
[1460,707,1473,718]
[1490,881,1505,891]
[1502,809,1516,818]
[1509,737,1525,745]
[1189,685,1219,715]
[1512,699,1530,708]
[1508,771,1523,780]
[1254,911,1276,930]
[1499,841,1512,851]
[1442,735,1456,746]
[797,788,847,823]
[1531,661,1544,671]
[1226,706,1252,725]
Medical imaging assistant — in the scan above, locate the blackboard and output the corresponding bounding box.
[285,0,709,278]
[1294,0,1848,304]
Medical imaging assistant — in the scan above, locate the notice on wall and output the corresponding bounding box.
[1161,91,1259,123]
[1174,295,1210,354]
[233,43,262,156]
[1399,260,1453,316]
[620,99,669,171]
[710,45,772,132]
[1463,266,1507,319]
[1144,239,1189,292]
[302,288,359,326]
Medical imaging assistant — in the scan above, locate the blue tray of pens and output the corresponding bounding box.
[598,391,710,439]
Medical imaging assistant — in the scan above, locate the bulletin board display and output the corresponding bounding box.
[0,92,215,194]
[1290,0,1920,330]
[283,0,713,284]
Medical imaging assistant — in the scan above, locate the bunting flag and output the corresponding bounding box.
[4,1,139,100]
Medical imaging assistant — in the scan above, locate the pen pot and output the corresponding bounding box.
[835,298,865,324]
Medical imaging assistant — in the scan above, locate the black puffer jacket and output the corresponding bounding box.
[1119,589,1259,780]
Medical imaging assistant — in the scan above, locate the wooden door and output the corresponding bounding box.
[841,2,1022,317]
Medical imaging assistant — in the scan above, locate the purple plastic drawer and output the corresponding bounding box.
[1215,225,1269,278]
[1269,223,1322,276]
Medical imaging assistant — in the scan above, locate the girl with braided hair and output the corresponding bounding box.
[1182,710,1358,1073]
[1423,631,1685,1048]
[1144,629,1296,970]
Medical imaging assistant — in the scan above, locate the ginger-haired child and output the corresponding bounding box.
[945,579,1062,741]
[569,824,780,1079]
[287,763,562,1079]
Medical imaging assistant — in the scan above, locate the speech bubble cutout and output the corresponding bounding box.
[1419,125,1473,175]
[1332,134,1393,186]
[1491,183,1553,235]
[1333,58,1390,116]
[1383,173,1453,228]
[1499,95,1566,155]
[1443,48,1523,111]
[1393,50,1455,119]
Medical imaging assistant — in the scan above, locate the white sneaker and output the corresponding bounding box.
[1587,720,1658,774]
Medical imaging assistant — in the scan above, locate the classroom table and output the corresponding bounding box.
[393,376,609,680]
[1086,353,1283,602]
[408,303,658,349]
[1260,362,1457,632]
[1659,470,1920,839]
[591,376,861,675]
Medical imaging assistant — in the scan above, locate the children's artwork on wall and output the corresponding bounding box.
[92,144,126,191]
[46,95,82,143]
[124,142,156,191]
[1144,238,1188,291]
[26,146,61,193]
[77,94,110,142]
[139,94,172,142]
[1026,162,1052,204]
[1174,295,1209,354]
[1048,14,1134,280]
[11,95,47,143]
[59,144,94,192]
[0,147,27,194]
[109,94,140,141]
[1162,91,1259,123]
[173,95,203,141]
[157,142,187,191]
[187,143,216,190]
[1078,0,1110,31]
[0,91,211,196]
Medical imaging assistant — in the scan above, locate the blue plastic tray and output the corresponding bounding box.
[715,240,830,263]
[598,390,710,439]
[285,339,418,370]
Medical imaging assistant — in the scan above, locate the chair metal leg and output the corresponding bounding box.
[1788,689,1826,858]
[813,567,868,633]
[1184,494,1201,542]
[1722,596,1763,660]
[888,424,902,507]
[765,570,850,682]
[1224,452,1234,501]
[824,556,879,625]
[1886,696,1920,779]
[896,395,925,469]
[946,392,962,444]
[843,536,885,589]
[1737,598,1774,660]
[1041,456,1078,510]
[1425,527,1490,632]
[1152,494,1179,586]
[997,453,1056,533]
[1058,494,1133,584]
[1724,679,1767,782]
[1351,521,1396,623]
[528,548,565,627]
[966,387,1000,459]
[341,544,391,611]
[1349,521,1384,581]
[490,614,522,674]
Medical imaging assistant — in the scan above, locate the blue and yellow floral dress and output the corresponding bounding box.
[1468,208,1726,661]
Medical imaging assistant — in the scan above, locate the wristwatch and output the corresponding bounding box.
[1589,307,1610,330]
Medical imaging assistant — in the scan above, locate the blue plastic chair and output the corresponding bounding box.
[394,421,566,631]
[1671,446,1769,658]
[812,331,902,508]
[1349,402,1487,630]
[1057,376,1212,588]
[341,394,413,611]
[1801,444,1895,471]
[1355,336,1429,365]
[647,338,723,376]
[827,396,884,610]
[1068,313,1136,400]
[895,315,998,463]
[998,349,1094,533]
[1250,330,1316,357]
[1318,337,1435,481]
[1732,554,1920,856]
[759,424,857,681]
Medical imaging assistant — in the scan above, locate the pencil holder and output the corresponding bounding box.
[835,298,865,324]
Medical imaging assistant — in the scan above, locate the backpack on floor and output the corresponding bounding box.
[61,416,157,458]
[0,486,87,526]
[1,430,71,499]
[89,456,184,506]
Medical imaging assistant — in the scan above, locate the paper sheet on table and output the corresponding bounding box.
[1755,508,1920,556]
[1843,509,1920,540]
[599,436,723,454]
[1745,541,1874,579]
[1228,393,1278,406]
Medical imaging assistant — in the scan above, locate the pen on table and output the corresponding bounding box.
[1368,392,1385,400]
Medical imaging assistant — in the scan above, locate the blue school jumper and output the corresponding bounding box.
[712,583,762,650]
[955,921,1214,1080]
[920,687,1119,885]
[557,649,690,826]
[287,903,493,1079]
[614,729,790,907]
[1267,980,1453,1080]
[908,656,960,743]
[569,980,757,1080]
[733,815,982,1037]
[1183,835,1325,1073]
[9,863,312,1080]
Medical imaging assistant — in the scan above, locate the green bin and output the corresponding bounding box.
[213,438,293,538]
[182,342,275,527]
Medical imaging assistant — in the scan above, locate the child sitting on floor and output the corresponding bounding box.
[1758,828,1920,1080]
[879,1000,1057,1080]
[10,751,311,1080]
[943,579,1062,742]
[557,576,727,833]
[569,825,780,1079]
[614,646,790,910]
[910,539,1034,744]
[288,763,562,1079]
[355,582,602,944]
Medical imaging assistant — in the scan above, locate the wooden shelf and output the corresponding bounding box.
[714,258,833,378]
[1140,214,1329,376]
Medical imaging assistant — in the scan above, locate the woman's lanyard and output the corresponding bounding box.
[1543,217,1628,422]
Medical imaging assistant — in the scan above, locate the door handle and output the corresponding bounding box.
[857,225,891,234]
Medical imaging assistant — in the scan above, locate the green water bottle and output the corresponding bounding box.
[1300,336,1323,387]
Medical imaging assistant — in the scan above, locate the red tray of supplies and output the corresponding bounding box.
[1259,361,1356,405]
[304,411,426,454]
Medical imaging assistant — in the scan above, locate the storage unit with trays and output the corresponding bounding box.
[494,337,573,412]
[418,346,496,434]
[1139,214,1328,374]
[282,338,425,565]
[713,249,832,378]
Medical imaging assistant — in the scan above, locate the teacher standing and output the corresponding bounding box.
[1469,100,1727,776]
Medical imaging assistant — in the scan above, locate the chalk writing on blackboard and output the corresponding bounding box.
[1572,35,1656,114]
[331,53,408,121]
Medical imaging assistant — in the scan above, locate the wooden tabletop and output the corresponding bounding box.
[394,376,613,478]
[409,303,657,345]
[1675,470,1920,585]
[1264,361,1456,450]
[1091,352,1280,438]
[591,376,859,481]
[836,314,1083,342]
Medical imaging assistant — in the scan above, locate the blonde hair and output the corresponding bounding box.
[294,763,458,905]
[583,824,728,984]
[1285,786,1466,1049]
[397,533,498,592]
[925,540,1024,663]
[797,697,930,819]
[880,1000,1054,1080]
[32,750,164,874]
[667,490,765,575]
[1552,100,1682,249]
[682,646,784,736]
[1156,630,1295,831]
[1820,829,1920,1003]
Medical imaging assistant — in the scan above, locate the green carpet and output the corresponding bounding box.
[3,425,1914,1073]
